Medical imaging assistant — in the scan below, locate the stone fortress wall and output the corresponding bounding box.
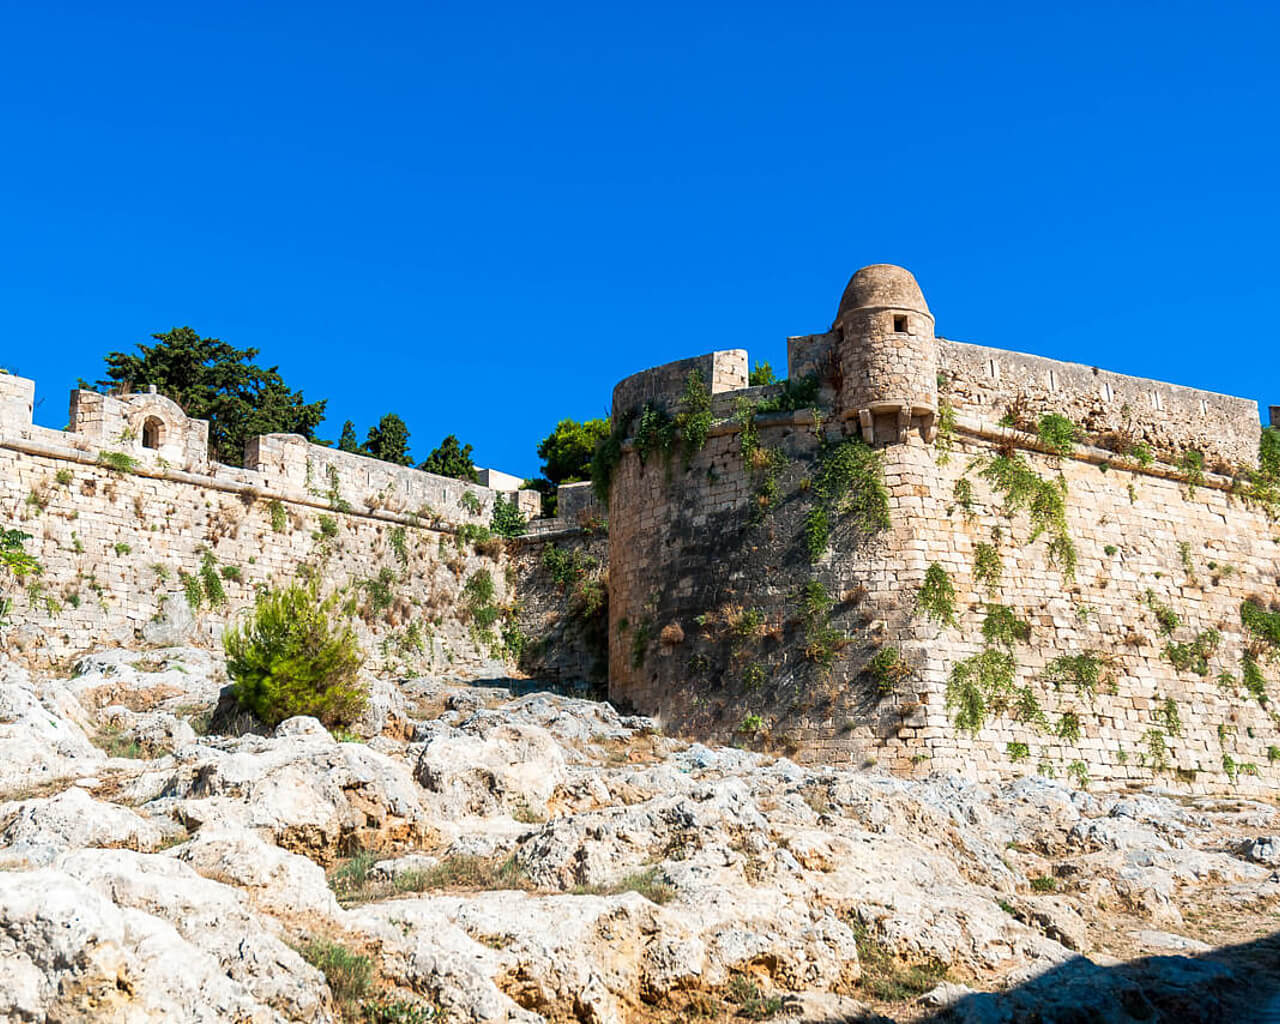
[0,374,541,669]
[605,265,1280,794]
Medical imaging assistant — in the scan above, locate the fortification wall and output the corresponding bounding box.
[604,265,1278,794]
[512,528,610,691]
[0,376,530,670]
[939,339,1260,469]
[606,407,936,762]
[917,417,1280,792]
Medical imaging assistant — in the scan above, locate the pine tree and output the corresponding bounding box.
[337,420,361,453]
[362,413,413,466]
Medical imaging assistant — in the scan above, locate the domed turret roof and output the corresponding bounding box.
[835,264,931,321]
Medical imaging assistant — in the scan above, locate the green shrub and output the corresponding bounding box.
[362,998,437,1023]
[748,360,776,386]
[223,583,366,728]
[180,571,204,611]
[946,649,1016,733]
[982,604,1031,650]
[1042,652,1106,695]
[1242,599,1280,654]
[1006,741,1030,762]
[804,438,891,561]
[97,450,138,474]
[463,570,501,629]
[934,399,956,465]
[317,514,338,539]
[867,646,912,694]
[460,490,483,515]
[1165,628,1220,676]
[1144,590,1180,635]
[798,580,845,672]
[978,454,1076,578]
[589,412,632,504]
[917,563,957,627]
[953,476,975,518]
[1180,449,1206,495]
[973,542,1002,595]
[1012,686,1049,731]
[1242,654,1268,703]
[198,552,225,607]
[301,939,372,1016]
[737,713,765,735]
[674,369,713,464]
[490,494,526,537]
[1036,413,1079,456]
[633,402,677,466]
[751,373,821,416]
[1156,695,1183,737]
[1067,760,1089,789]
[1250,427,1280,519]
[1144,728,1170,773]
[1056,711,1081,743]
[741,436,788,525]
[1030,875,1057,892]
[268,499,288,532]
[360,568,398,618]
[630,618,653,669]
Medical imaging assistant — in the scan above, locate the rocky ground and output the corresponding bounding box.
[1,648,1279,1023]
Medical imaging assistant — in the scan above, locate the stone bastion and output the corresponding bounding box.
[603,264,1279,794]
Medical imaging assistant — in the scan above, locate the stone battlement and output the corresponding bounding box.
[610,264,1261,469]
[0,376,541,524]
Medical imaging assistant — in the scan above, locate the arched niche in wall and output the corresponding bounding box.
[141,415,165,450]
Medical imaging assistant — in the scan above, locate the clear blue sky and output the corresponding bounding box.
[2,1,1276,478]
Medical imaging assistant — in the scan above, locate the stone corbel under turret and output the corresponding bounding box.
[856,401,937,444]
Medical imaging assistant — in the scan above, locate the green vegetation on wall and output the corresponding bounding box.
[917,563,957,627]
[804,437,891,561]
[977,453,1077,579]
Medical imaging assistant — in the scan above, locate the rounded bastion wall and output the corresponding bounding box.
[605,347,941,767]
[601,263,1280,793]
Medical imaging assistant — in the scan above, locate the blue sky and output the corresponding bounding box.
[1,1,1276,478]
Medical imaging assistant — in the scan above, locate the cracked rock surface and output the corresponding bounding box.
[1,648,1278,1023]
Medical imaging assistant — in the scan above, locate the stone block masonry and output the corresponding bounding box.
[0,378,536,669]
[603,264,1280,795]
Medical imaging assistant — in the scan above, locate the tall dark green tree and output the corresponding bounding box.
[420,434,479,482]
[536,417,611,487]
[337,420,361,453]
[362,413,413,466]
[95,327,326,466]
[529,417,610,515]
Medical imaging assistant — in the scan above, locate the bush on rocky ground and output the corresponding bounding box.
[223,583,367,728]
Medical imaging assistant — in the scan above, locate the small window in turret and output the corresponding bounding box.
[893,315,908,333]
